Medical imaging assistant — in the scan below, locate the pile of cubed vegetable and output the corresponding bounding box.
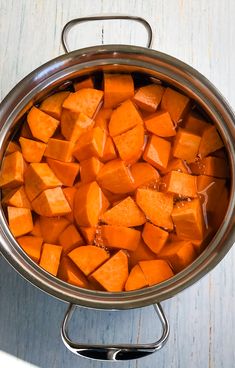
[0,73,230,292]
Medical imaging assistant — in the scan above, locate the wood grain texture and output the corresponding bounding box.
[0,0,234,367]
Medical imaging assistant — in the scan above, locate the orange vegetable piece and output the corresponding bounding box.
[184,112,209,135]
[40,91,70,119]
[20,122,33,139]
[19,137,46,163]
[161,171,197,198]
[27,107,59,143]
[8,207,33,237]
[80,157,103,184]
[17,236,43,263]
[2,186,31,209]
[97,159,135,194]
[47,158,79,187]
[199,125,224,158]
[5,141,20,156]
[158,241,196,272]
[24,163,62,201]
[59,224,84,254]
[39,243,62,276]
[142,222,169,254]
[30,217,42,237]
[129,239,155,268]
[162,158,190,174]
[139,259,174,286]
[44,138,74,162]
[197,175,225,213]
[74,77,94,91]
[161,87,190,123]
[133,84,165,112]
[0,151,25,189]
[143,135,171,171]
[73,127,106,161]
[74,181,109,227]
[136,188,173,230]
[210,186,229,231]
[100,225,141,251]
[125,264,148,291]
[101,189,128,204]
[61,110,94,142]
[189,156,229,178]
[145,111,176,137]
[94,108,113,132]
[109,99,143,137]
[32,187,71,217]
[58,257,89,287]
[101,196,146,227]
[131,162,159,189]
[90,250,128,292]
[62,88,103,118]
[172,129,201,163]
[171,198,205,240]
[104,73,134,109]
[80,226,96,244]
[39,216,70,243]
[62,187,77,223]
[100,136,117,162]
[113,124,145,163]
[68,245,109,276]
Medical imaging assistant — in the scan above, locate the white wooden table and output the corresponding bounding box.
[0,1,234,367]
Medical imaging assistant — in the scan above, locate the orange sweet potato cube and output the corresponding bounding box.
[40,91,70,119]
[3,186,31,209]
[162,158,190,174]
[142,222,169,254]
[125,264,148,291]
[100,136,117,162]
[73,127,106,161]
[145,110,176,137]
[57,256,89,288]
[184,112,209,135]
[104,73,134,109]
[47,158,80,187]
[32,187,71,217]
[189,156,229,178]
[0,151,25,189]
[100,225,141,251]
[8,206,33,237]
[94,108,113,132]
[161,171,197,198]
[199,125,224,157]
[139,259,174,286]
[19,137,46,163]
[131,162,159,189]
[133,84,165,112]
[61,110,94,142]
[44,139,75,162]
[5,141,20,156]
[172,129,201,163]
[158,240,197,272]
[62,187,77,223]
[62,88,103,118]
[74,76,94,91]
[79,226,96,244]
[59,224,84,254]
[39,243,62,276]
[143,135,171,171]
[39,216,70,243]
[80,157,103,184]
[17,236,43,263]
[161,87,191,123]
[129,239,155,268]
[27,107,59,143]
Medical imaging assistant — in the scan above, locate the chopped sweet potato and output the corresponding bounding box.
[5,141,20,156]
[189,156,229,178]
[161,87,190,123]
[143,135,171,171]
[17,236,43,263]
[184,112,209,135]
[129,239,155,268]
[59,224,84,254]
[27,107,59,143]
[94,108,113,132]
[74,77,94,91]
[40,91,70,119]
[133,84,165,112]
[62,187,77,223]
[101,196,146,227]
[58,256,89,287]
[109,99,143,137]
[162,158,190,174]
[44,138,74,162]
[197,175,225,212]
[3,186,31,209]
[20,122,33,139]
[80,226,96,244]
[142,222,169,254]
[136,188,173,230]
[145,111,176,137]
[90,250,128,291]
[172,129,201,163]
[104,73,134,108]
[30,217,42,237]
[210,187,229,231]
[0,151,25,189]
[62,88,103,118]
[100,225,141,251]
[68,245,109,276]
[97,159,135,194]
[161,171,197,198]
[47,158,79,186]
[80,157,103,183]
[19,137,46,163]
[39,243,62,276]
[199,125,224,157]
[158,241,196,272]
[73,127,106,161]
[125,264,148,291]
[32,187,71,217]
[100,136,117,162]
[131,162,159,189]
[39,216,70,243]
[74,181,109,227]
[8,207,33,237]
[61,110,94,142]
[139,259,174,286]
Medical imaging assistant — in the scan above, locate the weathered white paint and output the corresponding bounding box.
[0,1,234,367]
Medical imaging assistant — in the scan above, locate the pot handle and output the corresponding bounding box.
[61,15,153,53]
[61,302,169,361]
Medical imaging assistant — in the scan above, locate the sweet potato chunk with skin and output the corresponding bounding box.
[199,125,224,158]
[162,158,190,174]
[40,91,70,119]
[158,241,197,272]
[62,88,103,118]
[133,84,165,112]
[39,243,62,276]
[17,236,43,263]
[125,264,148,291]
[27,107,59,143]
[139,260,174,286]
[90,250,128,292]
[184,112,209,135]
[73,127,106,161]
[8,207,33,237]
[161,171,197,198]
[101,196,146,227]
[0,151,25,189]
[109,100,143,137]
[39,216,70,243]
[142,222,169,254]
[32,187,71,217]
[197,175,225,212]
[94,108,113,132]
[44,139,74,162]
[80,157,103,184]
[171,198,205,240]
[145,111,176,137]
[19,137,46,163]
[136,188,173,230]
[143,135,171,171]
[189,156,229,178]
[74,77,94,91]
[80,227,96,244]
[59,224,84,254]
[3,186,31,209]
[62,187,77,223]
[47,158,80,187]
[104,73,134,108]
[161,87,190,123]
[129,239,155,268]
[24,163,62,201]
[74,181,109,227]
[100,225,141,251]
[68,245,109,276]
[58,257,89,287]
[5,141,20,156]
[113,124,144,163]
[97,159,135,194]
[172,129,201,163]
[61,110,94,142]
[100,136,117,162]
[131,162,159,189]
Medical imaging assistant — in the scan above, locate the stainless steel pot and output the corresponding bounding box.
[0,16,234,361]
